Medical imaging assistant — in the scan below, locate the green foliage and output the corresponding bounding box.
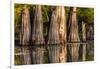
[14,4,23,38]
[15,55,21,65]
[77,8,94,24]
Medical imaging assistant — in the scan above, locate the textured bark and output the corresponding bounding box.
[68,7,80,62]
[20,5,31,45]
[58,7,67,63]
[82,22,86,61]
[19,5,31,64]
[48,6,67,63]
[86,24,94,40]
[32,5,45,64]
[86,24,94,60]
[48,7,60,63]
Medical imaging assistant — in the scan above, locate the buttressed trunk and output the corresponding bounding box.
[48,6,67,63]
[57,7,67,63]
[32,5,45,64]
[68,7,80,61]
[20,5,31,45]
[20,5,31,64]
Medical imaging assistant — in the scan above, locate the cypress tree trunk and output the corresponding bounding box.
[86,24,94,60]
[48,6,67,63]
[19,5,31,64]
[68,7,80,62]
[48,7,60,63]
[82,22,86,61]
[32,5,45,64]
[58,7,67,63]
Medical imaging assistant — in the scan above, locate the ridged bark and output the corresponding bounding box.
[32,5,45,64]
[68,7,80,62]
[48,6,67,63]
[86,24,94,60]
[20,5,31,64]
[58,7,67,63]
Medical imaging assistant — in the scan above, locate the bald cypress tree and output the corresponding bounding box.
[68,7,80,61]
[32,5,45,64]
[48,6,67,63]
[48,7,60,63]
[58,7,67,63]
[86,24,94,60]
[82,22,86,61]
[19,5,31,64]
